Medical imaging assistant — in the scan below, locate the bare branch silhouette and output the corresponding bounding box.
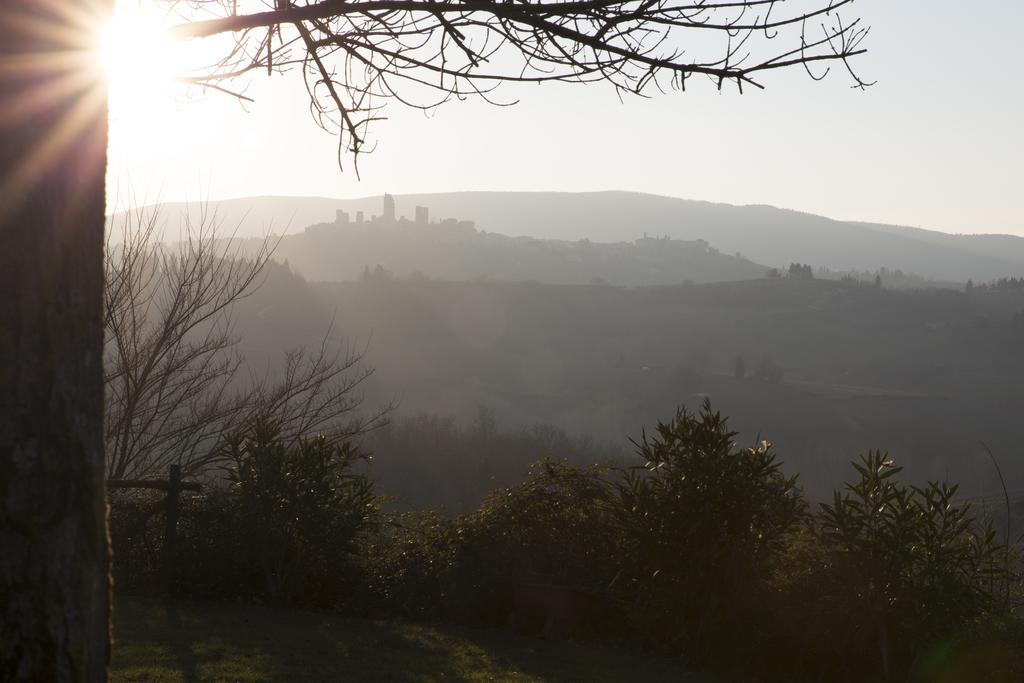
[104,203,388,480]
[164,0,870,170]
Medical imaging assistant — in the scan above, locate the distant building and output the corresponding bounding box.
[335,210,349,224]
[415,205,429,224]
[382,193,396,222]
[356,211,364,223]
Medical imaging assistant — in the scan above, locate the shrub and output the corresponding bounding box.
[365,458,619,629]
[769,451,1017,680]
[172,488,254,599]
[610,400,805,661]
[108,488,167,593]
[114,418,381,607]
[107,403,1023,682]
[362,509,464,616]
[217,418,378,606]
[468,459,617,588]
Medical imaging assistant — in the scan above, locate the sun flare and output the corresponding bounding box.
[99,8,184,108]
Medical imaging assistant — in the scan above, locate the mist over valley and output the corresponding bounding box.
[155,191,1024,513]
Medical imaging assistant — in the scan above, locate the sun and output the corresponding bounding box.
[99,6,184,109]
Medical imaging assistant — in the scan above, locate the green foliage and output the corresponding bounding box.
[825,452,1008,673]
[469,459,617,588]
[107,488,167,593]
[768,451,1016,680]
[612,401,804,660]
[363,509,463,616]
[108,400,1024,681]
[113,419,381,607]
[217,417,378,606]
[365,459,618,628]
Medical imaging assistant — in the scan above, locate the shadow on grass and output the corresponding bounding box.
[112,595,705,682]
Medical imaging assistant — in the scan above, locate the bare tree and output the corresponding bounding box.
[104,204,387,481]
[242,334,390,454]
[2,0,868,678]
[104,203,268,479]
[170,0,870,169]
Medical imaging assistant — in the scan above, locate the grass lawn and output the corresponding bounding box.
[112,596,711,682]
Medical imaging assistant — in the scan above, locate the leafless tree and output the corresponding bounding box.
[169,0,871,171]
[104,203,387,481]
[242,335,390,454]
[104,203,266,479]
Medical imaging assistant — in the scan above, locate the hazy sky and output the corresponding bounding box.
[106,1,1024,236]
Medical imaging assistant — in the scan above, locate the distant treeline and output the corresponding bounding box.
[362,409,623,514]
[967,276,1024,292]
[228,261,1024,498]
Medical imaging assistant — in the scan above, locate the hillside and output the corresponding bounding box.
[234,267,1024,504]
[111,191,1024,283]
[268,211,769,285]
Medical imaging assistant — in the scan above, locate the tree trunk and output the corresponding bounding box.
[0,2,111,680]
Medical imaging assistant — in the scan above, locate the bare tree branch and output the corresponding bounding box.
[104,203,388,479]
[163,0,870,170]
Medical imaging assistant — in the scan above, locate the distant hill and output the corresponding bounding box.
[233,268,1024,502]
[109,191,1024,283]
[266,212,768,285]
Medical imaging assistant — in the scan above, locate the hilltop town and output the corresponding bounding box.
[281,193,767,285]
[305,193,479,241]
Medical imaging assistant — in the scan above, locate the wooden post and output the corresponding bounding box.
[161,464,182,596]
[107,472,199,596]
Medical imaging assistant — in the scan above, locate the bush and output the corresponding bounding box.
[108,488,167,594]
[108,402,1023,681]
[172,488,254,599]
[112,418,379,608]
[365,459,619,629]
[363,509,463,616]
[218,418,378,606]
[610,401,805,661]
[768,451,1017,680]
